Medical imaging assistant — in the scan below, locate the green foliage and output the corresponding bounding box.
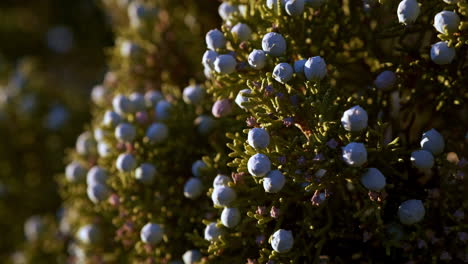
[32,0,468,263]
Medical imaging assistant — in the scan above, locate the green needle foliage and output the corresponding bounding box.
[57,0,223,263]
[190,0,467,263]
[56,0,467,263]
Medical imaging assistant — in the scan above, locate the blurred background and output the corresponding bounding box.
[0,0,113,260]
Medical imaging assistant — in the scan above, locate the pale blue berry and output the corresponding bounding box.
[183,250,202,264]
[93,128,108,143]
[77,224,101,245]
[202,50,218,69]
[144,90,163,108]
[140,223,163,245]
[155,100,171,121]
[214,54,237,74]
[273,62,294,83]
[218,2,238,21]
[129,92,146,112]
[263,170,286,193]
[206,29,226,50]
[192,160,207,177]
[235,89,252,109]
[184,177,203,199]
[248,128,270,149]
[430,41,455,65]
[262,32,286,57]
[248,153,271,177]
[420,128,444,155]
[285,0,305,16]
[97,142,112,158]
[115,122,136,142]
[248,50,267,70]
[194,115,215,134]
[211,186,237,206]
[398,199,425,225]
[213,174,232,188]
[44,105,69,130]
[293,59,307,73]
[116,153,137,172]
[434,11,460,34]
[374,70,396,91]
[231,23,252,42]
[341,105,368,132]
[204,223,222,242]
[87,182,110,204]
[304,56,327,81]
[342,142,367,167]
[271,229,294,253]
[120,40,141,58]
[24,216,44,242]
[146,122,169,143]
[221,207,241,228]
[410,150,434,169]
[76,131,96,156]
[103,110,122,127]
[183,85,205,105]
[66,162,87,183]
[86,166,108,185]
[212,99,233,118]
[360,168,386,191]
[266,0,286,9]
[135,163,156,185]
[397,0,420,25]
[112,94,133,115]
